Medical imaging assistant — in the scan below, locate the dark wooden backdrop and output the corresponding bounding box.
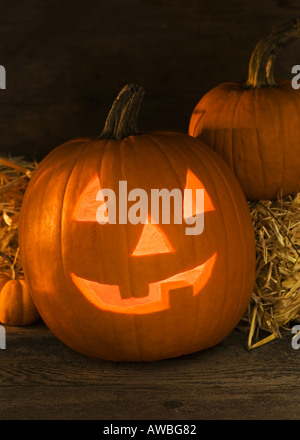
[0,0,300,160]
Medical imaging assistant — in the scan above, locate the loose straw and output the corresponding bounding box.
[0,155,37,276]
[241,193,300,349]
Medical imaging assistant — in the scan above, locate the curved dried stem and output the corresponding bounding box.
[99,84,145,139]
[245,18,300,88]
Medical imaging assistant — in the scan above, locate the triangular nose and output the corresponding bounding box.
[131,216,175,256]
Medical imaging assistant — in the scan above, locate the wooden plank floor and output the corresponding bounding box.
[0,321,299,420]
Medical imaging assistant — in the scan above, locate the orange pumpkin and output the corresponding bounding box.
[0,272,40,326]
[19,84,255,361]
[189,18,300,201]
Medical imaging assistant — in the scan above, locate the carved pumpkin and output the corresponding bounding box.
[0,272,40,326]
[19,84,255,361]
[189,18,300,201]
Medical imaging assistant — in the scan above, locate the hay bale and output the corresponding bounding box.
[0,156,37,277]
[243,193,300,349]
[0,155,299,349]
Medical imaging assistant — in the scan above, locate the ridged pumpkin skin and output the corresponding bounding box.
[18,86,256,361]
[189,79,300,201]
[189,20,300,201]
[0,274,40,326]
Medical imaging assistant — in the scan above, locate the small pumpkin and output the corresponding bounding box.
[19,84,255,361]
[189,18,300,201]
[0,270,40,326]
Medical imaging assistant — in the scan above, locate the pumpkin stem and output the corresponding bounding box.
[99,84,145,139]
[244,17,300,88]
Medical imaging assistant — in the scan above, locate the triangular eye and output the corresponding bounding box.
[72,175,106,222]
[132,216,175,256]
[183,169,215,219]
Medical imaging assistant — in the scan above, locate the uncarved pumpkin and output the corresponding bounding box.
[19,84,256,361]
[0,273,40,326]
[189,18,300,201]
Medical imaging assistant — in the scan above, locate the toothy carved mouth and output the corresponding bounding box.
[71,252,217,314]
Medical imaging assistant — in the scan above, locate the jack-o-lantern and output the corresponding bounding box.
[19,85,256,361]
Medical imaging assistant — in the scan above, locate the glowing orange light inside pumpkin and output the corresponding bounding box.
[184,169,215,218]
[72,175,103,222]
[72,169,215,224]
[71,252,217,314]
[131,216,175,256]
[71,168,217,314]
